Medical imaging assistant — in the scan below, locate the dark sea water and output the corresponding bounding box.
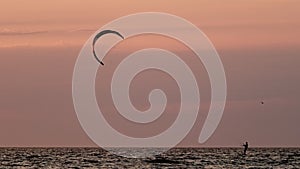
[0,147,299,168]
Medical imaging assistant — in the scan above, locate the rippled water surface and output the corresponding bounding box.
[0,148,299,168]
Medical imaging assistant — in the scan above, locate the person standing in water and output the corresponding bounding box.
[243,142,249,155]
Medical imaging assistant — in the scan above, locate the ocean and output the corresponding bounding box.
[0,147,299,168]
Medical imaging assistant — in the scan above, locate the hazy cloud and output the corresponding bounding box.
[0,28,48,36]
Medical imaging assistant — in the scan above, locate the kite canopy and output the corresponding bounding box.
[92,30,124,65]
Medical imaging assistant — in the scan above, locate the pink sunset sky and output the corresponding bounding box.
[0,0,299,147]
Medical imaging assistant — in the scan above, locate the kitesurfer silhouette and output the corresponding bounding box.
[242,141,248,155]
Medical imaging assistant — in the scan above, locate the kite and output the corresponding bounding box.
[92,30,124,65]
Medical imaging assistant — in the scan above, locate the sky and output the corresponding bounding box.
[0,0,300,147]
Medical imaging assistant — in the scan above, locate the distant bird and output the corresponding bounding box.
[260,101,264,105]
